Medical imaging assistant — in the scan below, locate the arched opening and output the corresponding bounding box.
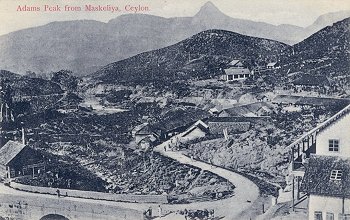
[40,214,70,220]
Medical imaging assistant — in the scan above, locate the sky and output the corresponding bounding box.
[0,0,349,35]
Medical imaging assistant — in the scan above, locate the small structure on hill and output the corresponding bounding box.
[133,123,158,150]
[222,68,252,81]
[220,59,253,81]
[266,62,281,69]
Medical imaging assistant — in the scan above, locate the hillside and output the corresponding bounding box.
[282,17,350,79]
[0,70,63,97]
[0,2,347,76]
[92,29,289,83]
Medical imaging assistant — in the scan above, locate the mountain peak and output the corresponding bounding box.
[195,1,224,17]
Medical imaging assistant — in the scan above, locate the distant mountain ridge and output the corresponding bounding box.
[0,1,349,76]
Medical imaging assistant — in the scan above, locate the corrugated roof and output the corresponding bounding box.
[220,102,273,117]
[0,141,26,166]
[272,95,350,106]
[293,74,330,86]
[301,155,350,198]
[224,68,251,75]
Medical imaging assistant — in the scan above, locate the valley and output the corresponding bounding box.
[0,3,349,220]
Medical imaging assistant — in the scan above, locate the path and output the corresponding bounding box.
[152,135,260,219]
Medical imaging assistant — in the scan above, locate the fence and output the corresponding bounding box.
[10,182,168,204]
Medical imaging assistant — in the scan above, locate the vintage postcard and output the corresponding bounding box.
[0,0,349,219]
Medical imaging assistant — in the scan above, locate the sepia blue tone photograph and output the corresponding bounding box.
[0,0,349,219]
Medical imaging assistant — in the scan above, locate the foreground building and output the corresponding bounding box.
[301,155,350,220]
[0,140,45,180]
[289,104,350,219]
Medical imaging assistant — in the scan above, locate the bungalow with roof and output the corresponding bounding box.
[132,123,158,150]
[288,104,350,218]
[0,141,45,179]
[266,62,281,69]
[222,68,252,81]
[292,74,330,93]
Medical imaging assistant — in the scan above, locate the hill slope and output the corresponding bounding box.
[92,29,289,83]
[283,17,350,77]
[0,70,63,96]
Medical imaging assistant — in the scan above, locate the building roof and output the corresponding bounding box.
[227,60,245,67]
[0,141,26,166]
[220,102,273,117]
[272,95,350,107]
[224,68,251,75]
[151,108,210,133]
[301,155,350,198]
[136,135,157,145]
[293,74,330,87]
[135,124,153,135]
[287,104,350,150]
[267,62,278,67]
[208,117,257,123]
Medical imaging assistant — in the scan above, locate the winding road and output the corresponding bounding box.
[0,134,259,220]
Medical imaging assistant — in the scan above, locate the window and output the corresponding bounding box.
[239,74,244,78]
[234,75,239,79]
[228,75,233,80]
[339,214,350,220]
[329,139,339,152]
[315,211,323,220]
[245,74,250,78]
[330,170,342,180]
[326,212,334,220]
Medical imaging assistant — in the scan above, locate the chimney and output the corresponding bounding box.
[22,126,25,145]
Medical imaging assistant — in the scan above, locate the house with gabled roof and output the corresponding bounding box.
[222,68,252,81]
[300,155,350,220]
[151,108,210,140]
[0,141,45,179]
[288,104,350,219]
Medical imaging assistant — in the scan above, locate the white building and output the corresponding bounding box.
[289,104,350,220]
[222,68,252,81]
